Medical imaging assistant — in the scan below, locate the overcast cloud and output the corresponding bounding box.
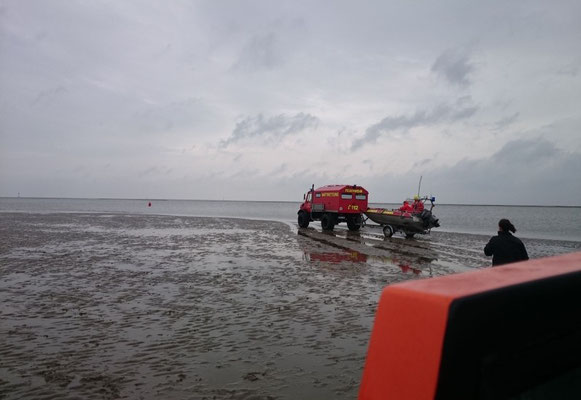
[221,112,318,147]
[1,0,580,205]
[431,47,474,87]
[351,98,478,150]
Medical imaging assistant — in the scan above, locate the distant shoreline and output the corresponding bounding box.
[1,196,580,208]
[1,210,580,244]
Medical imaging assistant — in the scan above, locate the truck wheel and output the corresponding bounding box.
[321,213,335,231]
[298,211,310,228]
[383,225,394,238]
[405,232,416,239]
[347,215,361,231]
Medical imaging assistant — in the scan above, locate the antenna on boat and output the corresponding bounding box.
[417,176,422,197]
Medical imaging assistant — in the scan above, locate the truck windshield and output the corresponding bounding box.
[355,194,366,200]
[341,194,353,199]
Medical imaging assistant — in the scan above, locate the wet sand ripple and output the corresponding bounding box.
[1,213,579,399]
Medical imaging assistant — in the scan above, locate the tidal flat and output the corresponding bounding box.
[1,212,579,400]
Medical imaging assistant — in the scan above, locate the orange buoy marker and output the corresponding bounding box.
[358,251,581,400]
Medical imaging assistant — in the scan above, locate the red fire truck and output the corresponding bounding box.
[298,184,369,231]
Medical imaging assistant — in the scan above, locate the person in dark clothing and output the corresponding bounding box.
[484,219,529,266]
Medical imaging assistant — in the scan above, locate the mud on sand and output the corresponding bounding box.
[1,213,579,399]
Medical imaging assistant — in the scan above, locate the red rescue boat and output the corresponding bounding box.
[365,196,440,238]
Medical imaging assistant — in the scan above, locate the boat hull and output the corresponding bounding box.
[365,208,440,234]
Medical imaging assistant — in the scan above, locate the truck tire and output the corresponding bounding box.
[383,225,394,238]
[298,211,310,228]
[347,215,361,231]
[321,213,335,231]
[405,232,416,239]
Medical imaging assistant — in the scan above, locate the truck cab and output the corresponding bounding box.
[298,184,369,231]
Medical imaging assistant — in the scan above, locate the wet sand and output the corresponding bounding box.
[1,212,579,399]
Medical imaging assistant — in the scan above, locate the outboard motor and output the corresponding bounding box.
[420,210,440,228]
[431,215,440,228]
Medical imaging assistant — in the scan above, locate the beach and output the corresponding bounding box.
[1,212,579,400]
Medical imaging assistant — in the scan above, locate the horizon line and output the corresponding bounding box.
[1,196,580,208]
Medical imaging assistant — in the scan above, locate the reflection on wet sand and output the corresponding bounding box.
[303,248,429,276]
[298,226,437,277]
[304,250,368,263]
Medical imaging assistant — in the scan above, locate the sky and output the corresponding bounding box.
[1,0,580,205]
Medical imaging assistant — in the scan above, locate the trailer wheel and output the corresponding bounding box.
[321,213,335,231]
[383,225,394,238]
[298,211,310,228]
[347,215,361,231]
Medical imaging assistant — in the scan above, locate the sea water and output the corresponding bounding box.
[1,197,580,242]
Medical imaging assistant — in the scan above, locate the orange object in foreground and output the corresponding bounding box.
[359,252,581,400]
